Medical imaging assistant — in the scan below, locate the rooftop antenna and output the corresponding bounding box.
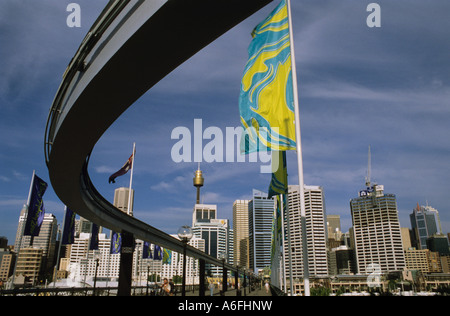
[365,146,371,187]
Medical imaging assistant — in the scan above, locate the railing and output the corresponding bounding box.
[1,285,171,297]
[0,283,263,297]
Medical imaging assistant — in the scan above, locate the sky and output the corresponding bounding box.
[1,0,450,244]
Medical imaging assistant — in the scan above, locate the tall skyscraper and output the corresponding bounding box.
[327,214,342,241]
[14,207,58,275]
[77,216,103,235]
[350,183,405,274]
[192,204,231,276]
[192,204,216,225]
[14,205,28,254]
[400,227,412,251]
[113,187,134,216]
[410,204,443,250]
[248,189,275,273]
[285,185,328,278]
[233,200,250,269]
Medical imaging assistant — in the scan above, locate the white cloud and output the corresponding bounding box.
[0,176,10,182]
[0,197,26,208]
[94,165,116,174]
[150,181,173,192]
[201,192,235,205]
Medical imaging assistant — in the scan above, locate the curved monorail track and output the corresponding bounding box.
[45,0,272,268]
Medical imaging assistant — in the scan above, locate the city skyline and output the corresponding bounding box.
[1,0,450,243]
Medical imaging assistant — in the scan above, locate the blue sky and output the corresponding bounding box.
[1,0,450,243]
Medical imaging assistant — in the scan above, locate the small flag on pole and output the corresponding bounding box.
[110,231,122,254]
[143,241,153,259]
[89,223,99,250]
[271,196,284,257]
[153,245,162,260]
[163,248,172,265]
[239,0,296,154]
[24,174,48,236]
[61,208,76,245]
[268,150,288,199]
[108,152,134,184]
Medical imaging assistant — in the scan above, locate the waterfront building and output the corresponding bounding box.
[192,204,231,276]
[285,185,328,278]
[113,187,134,216]
[350,183,405,274]
[0,250,15,282]
[15,248,43,286]
[233,200,250,269]
[159,235,205,285]
[14,207,58,276]
[67,233,120,284]
[410,204,443,250]
[248,189,275,273]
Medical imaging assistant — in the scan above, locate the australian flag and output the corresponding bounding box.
[108,153,133,184]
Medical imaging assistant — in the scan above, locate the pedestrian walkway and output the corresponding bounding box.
[190,285,271,297]
[147,282,276,297]
[223,287,271,296]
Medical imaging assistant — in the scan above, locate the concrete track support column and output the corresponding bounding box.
[117,231,135,296]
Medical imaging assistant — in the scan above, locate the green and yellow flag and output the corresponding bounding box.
[239,0,296,154]
[271,195,285,265]
[163,248,172,265]
[268,150,288,198]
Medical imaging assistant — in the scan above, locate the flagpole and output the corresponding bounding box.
[127,142,136,216]
[283,194,295,295]
[279,196,287,293]
[84,226,92,286]
[106,248,110,288]
[286,0,310,296]
[53,206,67,287]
